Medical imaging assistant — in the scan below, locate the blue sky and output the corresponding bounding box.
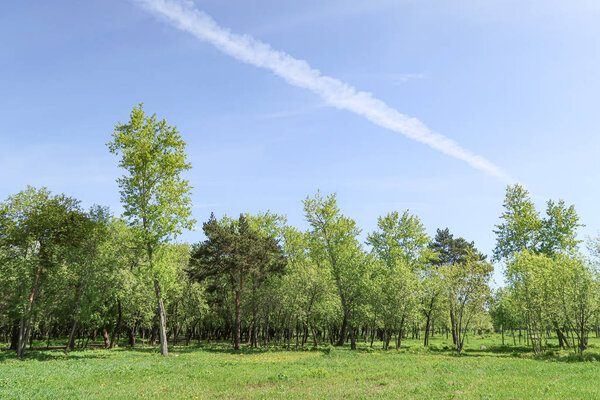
[2,0,600,284]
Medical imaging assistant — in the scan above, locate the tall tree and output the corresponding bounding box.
[107,104,195,356]
[494,184,581,261]
[188,214,286,350]
[367,210,427,348]
[64,205,111,354]
[442,250,492,352]
[304,192,369,349]
[429,228,487,350]
[0,186,87,357]
[493,185,540,261]
[538,200,581,257]
[367,210,431,270]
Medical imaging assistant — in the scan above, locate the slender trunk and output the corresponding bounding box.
[17,267,42,358]
[65,285,85,354]
[449,308,458,348]
[311,325,318,347]
[234,289,242,350]
[110,298,122,349]
[337,312,348,346]
[129,324,137,348]
[10,320,19,351]
[554,322,570,349]
[147,241,168,357]
[65,321,78,354]
[424,313,431,347]
[153,280,169,356]
[102,326,110,348]
[350,326,356,350]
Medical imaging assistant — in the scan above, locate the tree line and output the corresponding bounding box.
[1,105,598,357]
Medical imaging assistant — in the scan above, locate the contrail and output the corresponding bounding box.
[136,0,513,182]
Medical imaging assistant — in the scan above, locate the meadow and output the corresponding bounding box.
[2,334,600,399]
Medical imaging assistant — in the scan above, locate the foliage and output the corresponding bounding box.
[494,184,581,261]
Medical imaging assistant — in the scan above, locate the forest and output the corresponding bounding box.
[1,105,598,365]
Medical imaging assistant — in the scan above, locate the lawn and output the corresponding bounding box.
[1,334,600,399]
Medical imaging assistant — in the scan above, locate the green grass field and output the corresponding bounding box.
[2,334,600,399]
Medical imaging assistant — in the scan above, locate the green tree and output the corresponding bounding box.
[367,210,431,270]
[429,228,487,351]
[553,255,599,352]
[493,185,540,261]
[539,200,581,257]
[442,251,492,352]
[0,186,87,357]
[304,192,370,350]
[64,205,111,354]
[107,104,195,356]
[367,210,426,348]
[188,214,286,350]
[494,184,581,261]
[489,288,520,346]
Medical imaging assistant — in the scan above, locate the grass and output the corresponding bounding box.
[1,334,600,399]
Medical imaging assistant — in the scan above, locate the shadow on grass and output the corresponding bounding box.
[0,347,106,363]
[421,344,600,363]
[4,341,600,364]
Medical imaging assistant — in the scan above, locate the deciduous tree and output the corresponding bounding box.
[107,104,195,356]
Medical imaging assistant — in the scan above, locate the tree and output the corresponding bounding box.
[442,250,492,352]
[418,265,444,347]
[64,205,111,354]
[489,288,520,346]
[367,210,427,348]
[494,184,581,261]
[107,104,195,356]
[553,255,599,353]
[493,185,540,261]
[188,214,286,350]
[276,226,335,348]
[0,186,87,357]
[304,192,370,350]
[506,250,598,353]
[538,200,581,258]
[367,210,431,270]
[429,228,488,351]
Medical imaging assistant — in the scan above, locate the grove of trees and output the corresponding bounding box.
[2,106,599,357]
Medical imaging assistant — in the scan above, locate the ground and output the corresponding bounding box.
[1,334,600,399]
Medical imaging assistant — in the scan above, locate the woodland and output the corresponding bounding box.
[1,105,598,365]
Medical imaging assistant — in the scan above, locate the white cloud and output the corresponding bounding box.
[135,0,514,183]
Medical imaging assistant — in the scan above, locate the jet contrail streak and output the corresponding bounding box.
[136,0,513,182]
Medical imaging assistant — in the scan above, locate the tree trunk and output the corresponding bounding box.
[337,312,348,347]
[153,280,169,356]
[449,308,458,348]
[554,321,570,349]
[10,320,19,351]
[65,284,86,355]
[17,266,42,358]
[350,326,356,350]
[102,326,110,348]
[424,312,431,347]
[110,298,122,349]
[65,321,78,354]
[129,325,137,348]
[234,289,242,350]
